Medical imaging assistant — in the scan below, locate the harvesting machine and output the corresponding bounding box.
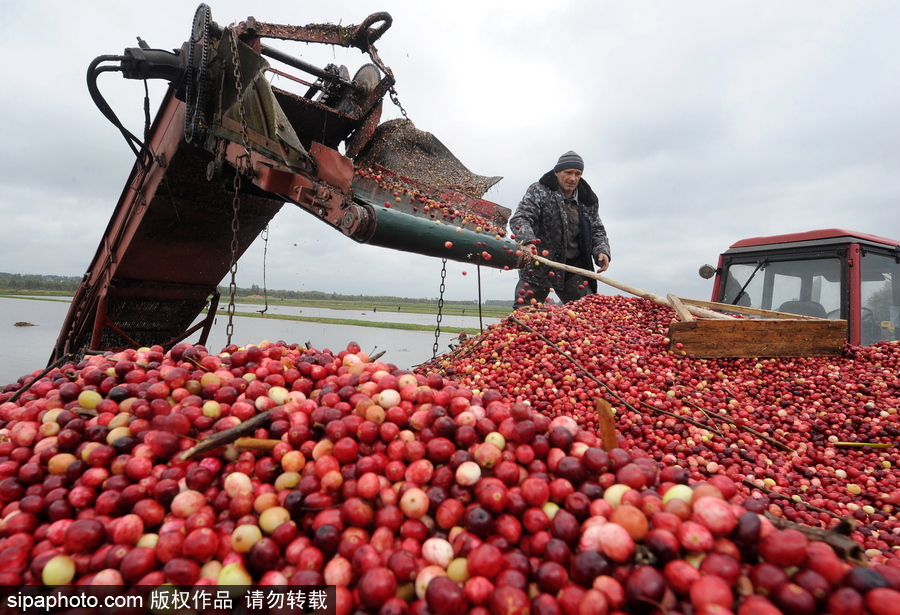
[51,5,521,363]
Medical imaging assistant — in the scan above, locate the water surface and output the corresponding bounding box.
[0,297,480,386]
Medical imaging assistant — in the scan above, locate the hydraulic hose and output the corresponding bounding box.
[86,55,145,158]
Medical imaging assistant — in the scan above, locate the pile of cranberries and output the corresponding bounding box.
[426,294,900,562]
[0,306,898,612]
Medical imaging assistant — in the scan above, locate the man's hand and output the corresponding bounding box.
[517,243,538,257]
[595,253,610,273]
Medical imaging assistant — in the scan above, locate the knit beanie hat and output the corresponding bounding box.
[553,151,584,173]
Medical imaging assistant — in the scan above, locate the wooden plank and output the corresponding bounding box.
[677,298,826,320]
[594,398,619,452]
[667,294,694,322]
[669,319,846,358]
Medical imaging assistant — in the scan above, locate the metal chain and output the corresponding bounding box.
[226,176,241,346]
[389,86,409,120]
[225,29,253,346]
[258,224,269,315]
[432,259,447,358]
[476,259,484,333]
[231,29,253,165]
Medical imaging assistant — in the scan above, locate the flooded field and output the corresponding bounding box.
[0,297,488,386]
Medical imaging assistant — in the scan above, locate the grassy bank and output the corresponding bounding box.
[1,292,510,333]
[223,310,478,334]
[230,296,511,319]
[0,293,71,303]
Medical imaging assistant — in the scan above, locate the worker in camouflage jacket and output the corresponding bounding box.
[509,151,611,308]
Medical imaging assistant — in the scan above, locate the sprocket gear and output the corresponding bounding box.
[184,3,212,144]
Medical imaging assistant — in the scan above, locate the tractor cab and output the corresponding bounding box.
[705,229,900,346]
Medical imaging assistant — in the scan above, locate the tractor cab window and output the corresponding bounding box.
[722,257,842,319]
[860,251,899,344]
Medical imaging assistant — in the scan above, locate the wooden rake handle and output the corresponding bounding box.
[530,255,734,320]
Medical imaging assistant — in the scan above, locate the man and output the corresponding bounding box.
[509,151,611,308]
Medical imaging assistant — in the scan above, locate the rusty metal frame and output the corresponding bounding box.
[230,13,396,125]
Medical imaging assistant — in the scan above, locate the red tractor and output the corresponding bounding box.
[703,228,900,346]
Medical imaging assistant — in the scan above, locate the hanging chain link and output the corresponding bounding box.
[230,31,253,159]
[258,224,269,315]
[225,29,253,346]
[476,259,484,333]
[226,178,241,346]
[389,86,409,120]
[432,259,447,358]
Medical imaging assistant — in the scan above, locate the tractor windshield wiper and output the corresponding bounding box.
[732,259,768,306]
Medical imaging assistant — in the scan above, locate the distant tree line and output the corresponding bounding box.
[0,273,80,292]
[0,273,507,305]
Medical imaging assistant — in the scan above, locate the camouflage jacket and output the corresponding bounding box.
[508,171,610,291]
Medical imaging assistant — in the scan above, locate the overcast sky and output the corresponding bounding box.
[1,1,898,304]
